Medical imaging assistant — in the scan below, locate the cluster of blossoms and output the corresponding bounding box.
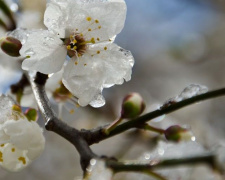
[0,94,45,172]
[9,0,134,107]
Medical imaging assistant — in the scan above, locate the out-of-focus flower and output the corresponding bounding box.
[0,94,45,172]
[15,0,134,107]
[84,159,113,180]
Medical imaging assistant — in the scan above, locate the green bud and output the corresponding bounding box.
[164,125,195,143]
[24,108,38,121]
[1,37,22,57]
[121,92,145,119]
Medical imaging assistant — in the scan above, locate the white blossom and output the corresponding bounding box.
[0,95,45,172]
[16,0,134,107]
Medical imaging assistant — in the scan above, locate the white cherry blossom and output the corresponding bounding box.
[16,0,134,107]
[0,95,45,172]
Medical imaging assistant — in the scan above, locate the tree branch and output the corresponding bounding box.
[27,72,96,171]
[107,153,216,174]
[82,88,225,145]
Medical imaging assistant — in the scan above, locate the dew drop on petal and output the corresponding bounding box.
[89,94,105,108]
[44,37,54,41]
[25,48,35,56]
[158,148,165,156]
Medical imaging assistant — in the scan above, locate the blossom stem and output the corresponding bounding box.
[140,124,165,134]
[103,117,123,135]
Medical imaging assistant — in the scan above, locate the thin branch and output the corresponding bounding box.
[107,153,216,173]
[82,88,225,145]
[27,72,96,171]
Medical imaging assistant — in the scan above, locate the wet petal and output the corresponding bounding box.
[20,30,67,74]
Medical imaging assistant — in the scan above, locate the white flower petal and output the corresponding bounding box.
[0,143,30,172]
[0,94,45,172]
[44,2,68,38]
[62,42,133,107]
[20,30,67,74]
[63,56,105,106]
[45,0,126,40]
[78,0,127,39]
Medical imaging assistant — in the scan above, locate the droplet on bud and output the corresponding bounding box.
[164,125,194,143]
[1,37,22,57]
[121,92,145,119]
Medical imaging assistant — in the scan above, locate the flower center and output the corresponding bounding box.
[65,33,96,58]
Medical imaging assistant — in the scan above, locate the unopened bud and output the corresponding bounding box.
[164,125,195,142]
[121,92,145,119]
[24,108,38,121]
[1,37,22,57]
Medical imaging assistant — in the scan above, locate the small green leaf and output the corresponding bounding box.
[24,109,38,121]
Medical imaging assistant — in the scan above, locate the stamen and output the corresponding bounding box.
[18,157,26,165]
[0,151,3,162]
[69,109,75,114]
[72,39,77,44]
[86,17,92,21]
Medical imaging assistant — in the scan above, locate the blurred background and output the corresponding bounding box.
[0,0,225,179]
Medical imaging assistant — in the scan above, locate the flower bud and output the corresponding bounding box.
[164,125,195,142]
[121,92,145,119]
[1,37,22,57]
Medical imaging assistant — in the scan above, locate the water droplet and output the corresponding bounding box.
[90,159,97,166]
[144,153,151,160]
[44,37,54,41]
[10,4,18,12]
[89,94,105,108]
[25,48,35,56]
[158,148,165,156]
[152,114,165,122]
[176,84,208,102]
[161,84,208,109]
